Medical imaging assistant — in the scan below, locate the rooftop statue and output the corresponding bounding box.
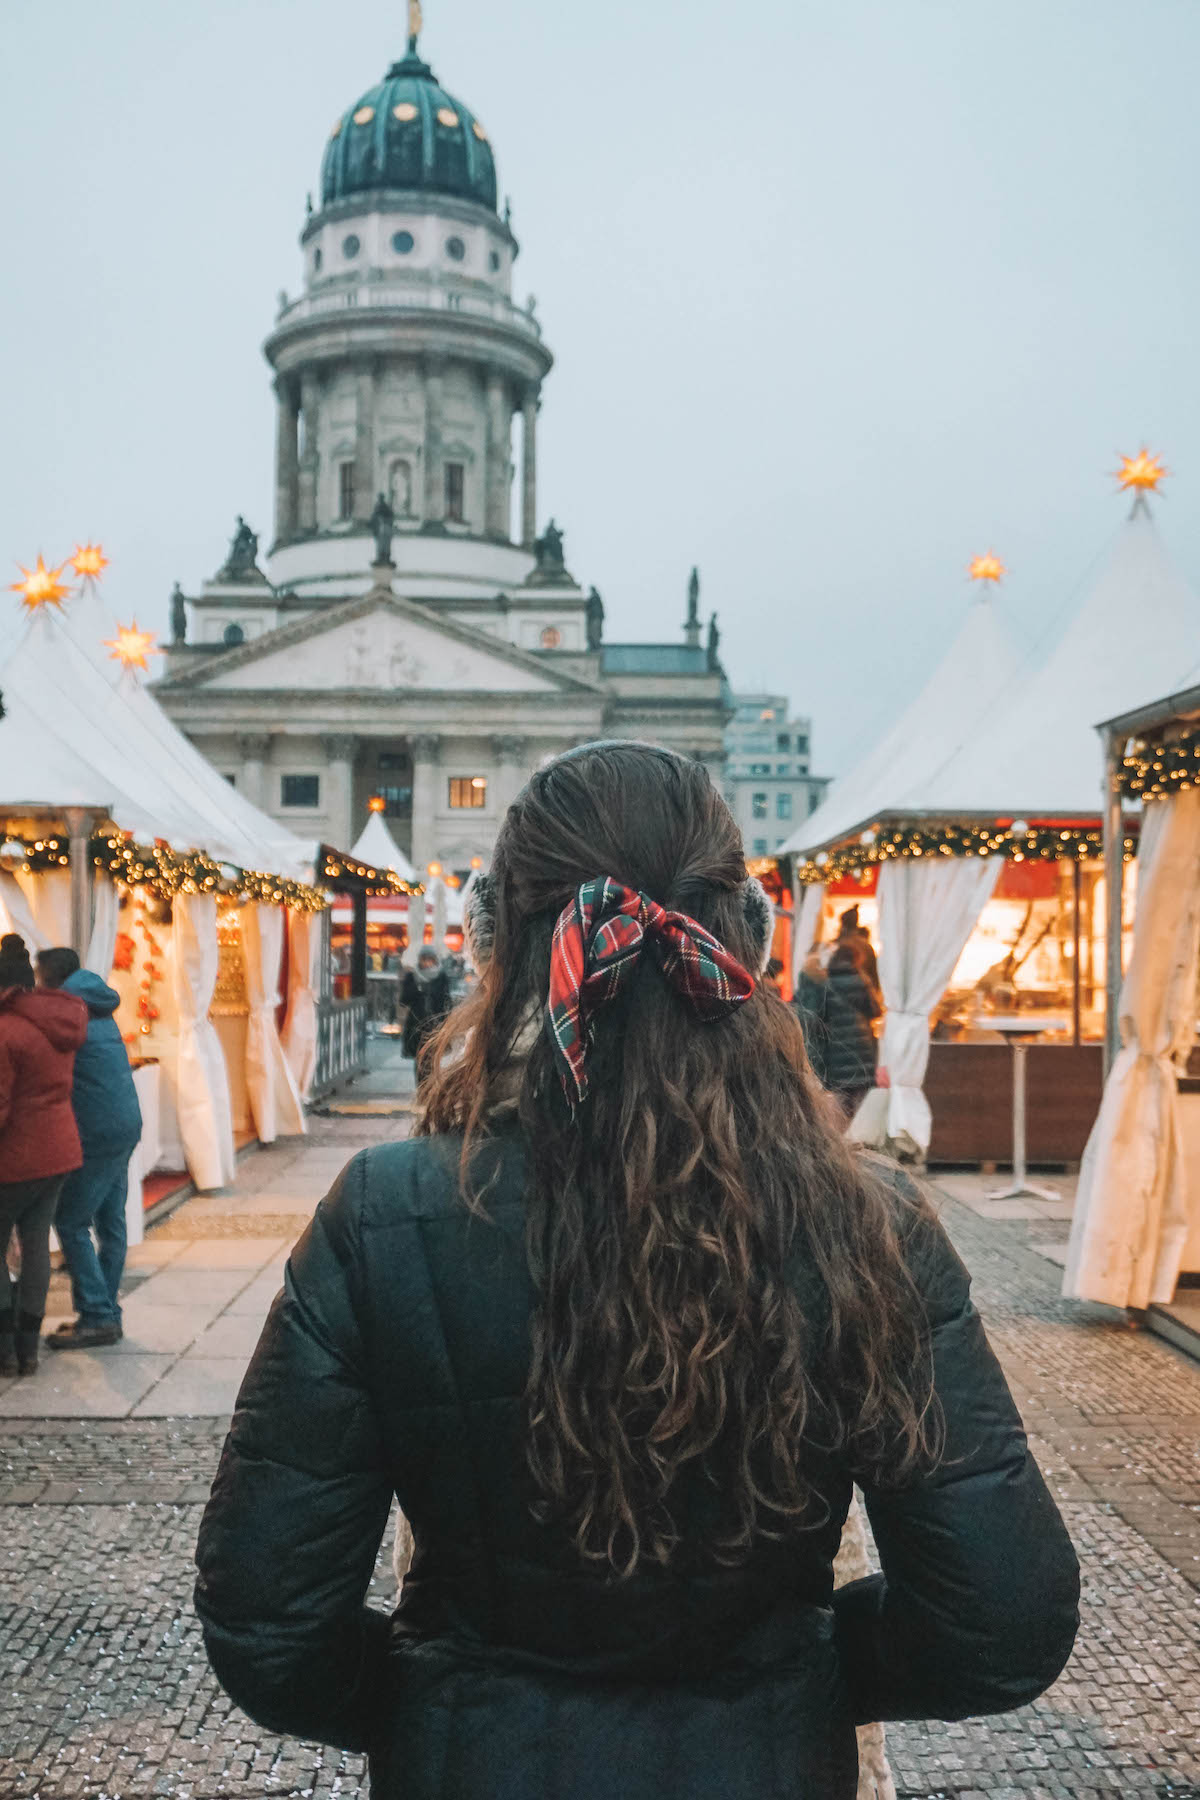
[535,519,565,572]
[586,586,605,650]
[219,516,260,582]
[707,611,721,670]
[370,492,396,567]
[170,582,187,645]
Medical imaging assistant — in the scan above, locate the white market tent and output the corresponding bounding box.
[779,502,1200,1157]
[781,585,1023,862]
[351,810,418,883]
[0,592,312,1191]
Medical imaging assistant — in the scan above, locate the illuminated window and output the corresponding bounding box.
[281,774,320,809]
[393,102,418,122]
[338,461,355,520]
[449,776,487,808]
[752,792,768,819]
[444,461,465,521]
[760,708,775,721]
[776,792,792,820]
[540,625,562,648]
[437,107,460,127]
[353,106,375,125]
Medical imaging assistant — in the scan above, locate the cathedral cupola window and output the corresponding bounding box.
[392,230,415,254]
[342,233,361,260]
[313,247,323,272]
[445,235,466,262]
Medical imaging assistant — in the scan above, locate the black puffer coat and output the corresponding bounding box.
[823,954,882,1092]
[195,1134,1079,1799]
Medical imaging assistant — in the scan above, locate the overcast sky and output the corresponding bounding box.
[3,0,1198,773]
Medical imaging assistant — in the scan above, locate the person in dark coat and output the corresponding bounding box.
[0,941,88,1376]
[823,937,882,1120]
[792,946,830,1086]
[399,949,451,1066]
[36,948,143,1349]
[836,906,881,1000]
[195,743,1078,1800]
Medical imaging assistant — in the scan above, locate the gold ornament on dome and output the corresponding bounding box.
[71,542,108,580]
[393,101,418,121]
[409,0,423,42]
[105,620,161,672]
[11,555,70,611]
[472,120,488,141]
[967,550,1006,585]
[436,107,459,127]
[354,105,376,125]
[330,117,343,137]
[1115,448,1167,493]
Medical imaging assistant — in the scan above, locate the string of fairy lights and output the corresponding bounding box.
[789,821,1136,886]
[1118,726,1200,802]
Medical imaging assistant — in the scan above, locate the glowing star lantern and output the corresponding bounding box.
[71,542,108,580]
[968,551,1006,585]
[104,620,161,672]
[1115,448,1167,494]
[368,794,386,813]
[11,555,70,611]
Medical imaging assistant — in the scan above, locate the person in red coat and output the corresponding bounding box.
[0,937,88,1376]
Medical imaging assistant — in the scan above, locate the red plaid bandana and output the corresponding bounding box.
[548,876,755,1108]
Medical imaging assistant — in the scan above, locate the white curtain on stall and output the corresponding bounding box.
[790,880,826,990]
[241,903,306,1143]
[282,908,322,1099]
[875,856,1004,1157]
[0,868,73,951]
[85,873,120,975]
[1063,789,1200,1309]
[0,872,50,949]
[172,892,236,1190]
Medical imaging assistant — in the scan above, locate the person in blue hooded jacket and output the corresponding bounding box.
[36,947,142,1349]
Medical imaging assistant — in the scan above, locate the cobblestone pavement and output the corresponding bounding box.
[2,1054,1198,1798]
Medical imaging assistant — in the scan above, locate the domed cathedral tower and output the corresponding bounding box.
[157,6,731,871]
[266,8,550,602]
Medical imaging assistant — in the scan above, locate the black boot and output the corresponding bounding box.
[0,1311,16,1379]
[15,1311,42,1377]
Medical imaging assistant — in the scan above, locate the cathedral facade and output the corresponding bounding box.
[157,23,729,877]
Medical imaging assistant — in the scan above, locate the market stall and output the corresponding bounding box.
[780,459,1200,1165]
[1064,684,1200,1323]
[0,548,319,1205]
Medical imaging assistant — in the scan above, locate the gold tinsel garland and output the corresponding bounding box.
[789,821,1135,886]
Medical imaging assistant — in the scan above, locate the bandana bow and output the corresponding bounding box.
[547,876,755,1107]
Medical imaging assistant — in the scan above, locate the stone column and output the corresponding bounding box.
[485,372,509,539]
[521,384,539,548]
[273,377,300,543]
[237,732,273,811]
[354,359,377,523]
[490,734,529,816]
[321,734,358,850]
[297,369,321,531]
[422,359,445,525]
[410,733,442,876]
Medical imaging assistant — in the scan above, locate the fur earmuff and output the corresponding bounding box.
[462,871,496,973]
[741,875,774,976]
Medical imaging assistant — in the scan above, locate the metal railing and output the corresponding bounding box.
[311,996,369,1098]
[274,280,542,341]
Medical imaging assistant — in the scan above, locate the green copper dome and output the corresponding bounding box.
[320,46,497,213]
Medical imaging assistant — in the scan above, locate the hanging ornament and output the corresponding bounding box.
[104,620,161,672]
[0,838,27,874]
[70,543,108,580]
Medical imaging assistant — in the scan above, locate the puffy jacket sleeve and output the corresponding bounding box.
[194,1151,393,1752]
[833,1205,1080,1723]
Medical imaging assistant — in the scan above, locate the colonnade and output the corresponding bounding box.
[271,362,539,549]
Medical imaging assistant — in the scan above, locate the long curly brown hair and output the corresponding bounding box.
[419,743,939,1576]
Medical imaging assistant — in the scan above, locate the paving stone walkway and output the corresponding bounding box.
[2,1045,1198,1798]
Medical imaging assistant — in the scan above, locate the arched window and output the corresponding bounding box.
[389,458,413,516]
